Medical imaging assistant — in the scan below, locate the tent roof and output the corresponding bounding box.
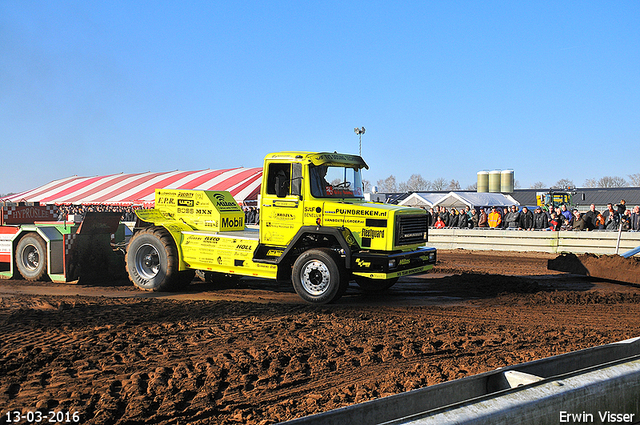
[398,192,447,207]
[435,192,519,208]
[3,167,263,206]
[398,191,519,208]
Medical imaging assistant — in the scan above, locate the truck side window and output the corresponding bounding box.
[291,163,302,197]
[266,163,291,196]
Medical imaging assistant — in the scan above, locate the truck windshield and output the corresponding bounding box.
[310,165,364,199]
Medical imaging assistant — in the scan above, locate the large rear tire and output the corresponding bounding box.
[126,227,180,291]
[15,234,48,281]
[292,248,348,304]
[354,276,399,292]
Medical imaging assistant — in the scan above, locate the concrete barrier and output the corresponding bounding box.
[282,338,640,425]
[427,228,640,255]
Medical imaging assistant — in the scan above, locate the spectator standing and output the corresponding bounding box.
[464,206,471,220]
[616,199,627,216]
[500,207,508,228]
[549,212,560,231]
[533,207,548,230]
[439,207,450,227]
[572,212,587,231]
[434,216,446,228]
[604,206,619,230]
[478,207,488,228]
[504,205,520,229]
[449,209,459,228]
[620,210,632,231]
[602,203,618,226]
[488,207,502,228]
[560,204,573,224]
[631,206,640,231]
[458,208,469,229]
[583,204,600,231]
[519,207,534,230]
[470,208,479,228]
[560,216,573,231]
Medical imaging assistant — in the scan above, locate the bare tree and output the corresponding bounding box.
[466,182,477,191]
[514,180,521,189]
[583,178,598,188]
[399,174,431,192]
[431,177,447,191]
[552,179,575,189]
[628,173,640,187]
[362,179,371,192]
[597,176,628,188]
[530,181,546,189]
[376,175,397,192]
[584,176,628,188]
[446,179,461,190]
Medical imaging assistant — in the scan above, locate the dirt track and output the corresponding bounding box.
[1,250,640,424]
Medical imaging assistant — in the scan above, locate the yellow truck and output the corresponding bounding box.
[126,151,436,304]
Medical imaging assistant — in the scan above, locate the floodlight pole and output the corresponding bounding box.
[354,127,365,157]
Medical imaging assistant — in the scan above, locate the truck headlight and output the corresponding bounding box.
[389,259,397,269]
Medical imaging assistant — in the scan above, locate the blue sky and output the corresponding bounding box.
[1,1,639,195]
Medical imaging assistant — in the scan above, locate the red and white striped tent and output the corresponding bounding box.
[4,167,263,207]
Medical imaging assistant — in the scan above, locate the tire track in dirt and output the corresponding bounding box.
[2,251,640,424]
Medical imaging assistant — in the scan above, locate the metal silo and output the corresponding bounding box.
[477,171,489,192]
[500,170,514,193]
[488,170,501,193]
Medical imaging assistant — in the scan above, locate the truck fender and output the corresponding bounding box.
[131,209,193,271]
[257,226,359,276]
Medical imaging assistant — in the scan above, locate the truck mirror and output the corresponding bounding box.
[275,175,289,198]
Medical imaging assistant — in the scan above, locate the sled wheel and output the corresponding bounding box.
[126,227,179,291]
[15,234,48,281]
[292,248,348,304]
[354,276,399,292]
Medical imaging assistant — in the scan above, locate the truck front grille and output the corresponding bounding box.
[395,214,428,246]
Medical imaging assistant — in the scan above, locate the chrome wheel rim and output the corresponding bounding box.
[135,243,160,279]
[300,260,330,296]
[22,245,40,270]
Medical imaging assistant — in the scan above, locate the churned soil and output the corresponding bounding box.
[1,250,640,424]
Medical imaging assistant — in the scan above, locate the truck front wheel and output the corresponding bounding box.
[126,227,180,291]
[292,249,348,304]
[15,234,48,281]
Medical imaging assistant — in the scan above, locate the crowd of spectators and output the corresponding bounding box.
[53,204,262,225]
[244,207,260,225]
[56,204,141,222]
[425,199,640,232]
[26,200,640,232]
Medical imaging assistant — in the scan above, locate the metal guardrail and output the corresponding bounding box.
[427,228,640,255]
[281,338,640,425]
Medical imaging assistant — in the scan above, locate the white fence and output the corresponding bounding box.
[428,228,640,255]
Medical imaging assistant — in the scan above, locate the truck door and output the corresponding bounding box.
[259,162,304,246]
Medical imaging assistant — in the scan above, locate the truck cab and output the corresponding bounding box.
[126,151,436,304]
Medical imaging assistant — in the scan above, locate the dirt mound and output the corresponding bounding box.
[548,253,640,286]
